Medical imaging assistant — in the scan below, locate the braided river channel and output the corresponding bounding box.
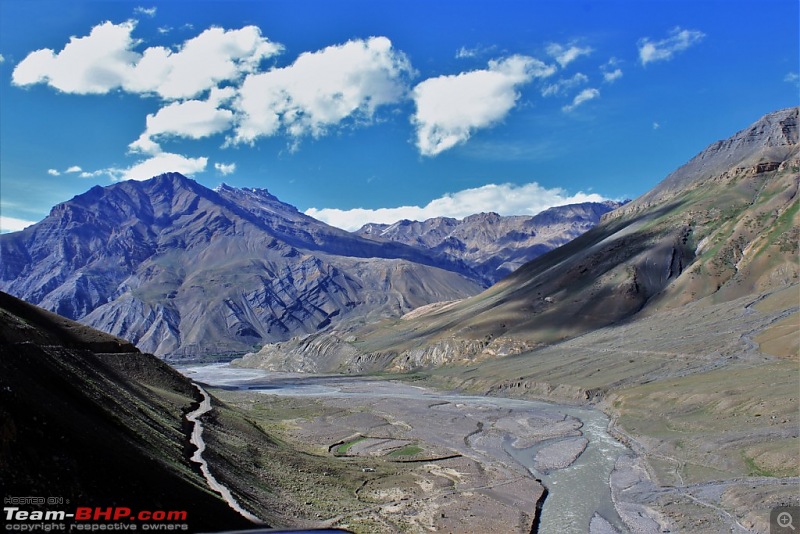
[182,364,630,533]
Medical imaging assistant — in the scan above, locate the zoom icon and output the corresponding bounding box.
[772,506,800,533]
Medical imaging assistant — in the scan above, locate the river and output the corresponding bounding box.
[181,364,630,533]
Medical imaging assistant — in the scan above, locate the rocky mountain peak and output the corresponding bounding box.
[627,107,799,210]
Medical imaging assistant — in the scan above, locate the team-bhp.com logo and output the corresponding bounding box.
[5,506,190,531]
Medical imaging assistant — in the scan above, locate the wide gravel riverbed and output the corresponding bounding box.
[182,364,631,533]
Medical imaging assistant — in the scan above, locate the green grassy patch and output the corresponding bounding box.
[335,437,366,455]
[389,444,422,457]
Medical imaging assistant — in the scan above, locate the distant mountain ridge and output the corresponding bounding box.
[355,201,624,283]
[0,173,483,358]
[1,169,615,358]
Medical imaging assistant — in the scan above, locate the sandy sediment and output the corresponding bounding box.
[533,436,589,471]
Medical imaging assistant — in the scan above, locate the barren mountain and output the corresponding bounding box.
[0,173,481,358]
[249,107,797,371]
[236,108,799,530]
[355,201,623,284]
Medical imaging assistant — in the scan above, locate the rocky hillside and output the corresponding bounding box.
[355,201,623,284]
[236,106,800,533]
[0,291,255,532]
[0,173,482,358]
[237,107,799,372]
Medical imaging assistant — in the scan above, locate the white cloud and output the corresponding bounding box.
[541,72,588,97]
[0,215,38,233]
[456,46,478,59]
[117,152,207,181]
[306,181,607,231]
[214,162,236,175]
[602,68,623,83]
[412,55,555,156]
[638,27,705,65]
[12,21,282,100]
[79,152,208,182]
[79,170,108,179]
[231,36,413,145]
[0,54,5,63]
[133,6,156,17]
[48,165,84,176]
[563,88,600,112]
[546,43,593,68]
[130,89,236,153]
[455,45,496,59]
[785,72,799,86]
[600,58,623,83]
[127,26,282,100]
[12,21,140,94]
[653,122,661,130]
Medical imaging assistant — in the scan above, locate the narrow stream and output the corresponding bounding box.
[186,383,262,523]
[182,364,629,533]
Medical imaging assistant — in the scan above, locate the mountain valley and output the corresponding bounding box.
[0,175,614,360]
[1,107,797,533]
[236,107,800,531]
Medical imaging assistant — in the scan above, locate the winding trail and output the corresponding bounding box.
[186,383,262,524]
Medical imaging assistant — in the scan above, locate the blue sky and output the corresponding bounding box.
[0,0,797,232]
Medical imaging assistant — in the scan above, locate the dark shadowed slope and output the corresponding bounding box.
[0,290,255,532]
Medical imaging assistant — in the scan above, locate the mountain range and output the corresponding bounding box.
[0,174,614,359]
[236,106,799,531]
[242,106,799,372]
[355,201,623,284]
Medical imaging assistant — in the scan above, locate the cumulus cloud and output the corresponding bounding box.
[306,181,606,231]
[638,27,705,65]
[412,55,555,156]
[0,216,38,233]
[127,26,282,100]
[541,72,588,97]
[12,21,140,94]
[12,21,282,100]
[0,54,5,63]
[546,42,593,68]
[130,89,236,153]
[563,88,600,112]
[47,169,60,176]
[785,72,799,86]
[214,162,236,175]
[230,36,413,145]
